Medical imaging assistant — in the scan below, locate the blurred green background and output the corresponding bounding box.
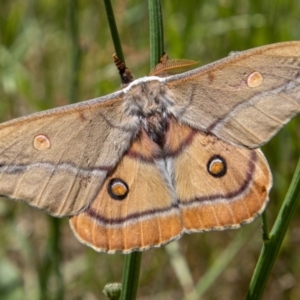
[0,0,300,299]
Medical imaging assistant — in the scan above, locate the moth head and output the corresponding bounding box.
[123,80,175,117]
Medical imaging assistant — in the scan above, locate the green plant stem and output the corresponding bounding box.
[102,0,142,299]
[120,0,164,298]
[246,156,300,299]
[103,0,125,63]
[103,1,165,298]
[120,252,142,300]
[148,0,164,68]
[69,0,81,104]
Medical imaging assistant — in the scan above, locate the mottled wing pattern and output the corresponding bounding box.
[0,93,138,216]
[165,42,300,148]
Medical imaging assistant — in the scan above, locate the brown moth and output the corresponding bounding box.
[0,42,300,253]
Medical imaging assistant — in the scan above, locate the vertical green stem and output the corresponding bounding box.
[103,0,165,298]
[69,0,81,103]
[246,157,300,299]
[120,252,142,300]
[102,0,142,299]
[120,1,164,297]
[103,0,125,63]
[148,0,164,68]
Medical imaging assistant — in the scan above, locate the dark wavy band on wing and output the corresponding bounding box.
[0,161,113,176]
[180,150,257,207]
[85,150,257,226]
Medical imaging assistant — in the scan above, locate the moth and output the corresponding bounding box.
[0,42,299,253]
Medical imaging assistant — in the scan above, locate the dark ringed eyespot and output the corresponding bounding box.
[107,178,129,200]
[207,155,227,178]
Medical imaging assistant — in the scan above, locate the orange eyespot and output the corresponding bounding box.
[207,155,227,178]
[108,178,129,200]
